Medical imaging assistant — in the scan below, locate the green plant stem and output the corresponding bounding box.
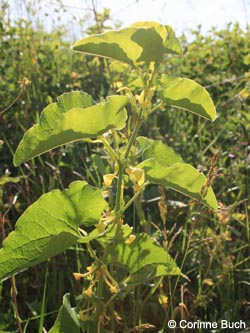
[0,209,23,333]
[96,274,105,333]
[101,135,125,216]
[87,242,99,261]
[122,181,149,213]
[114,67,157,218]
[101,136,120,163]
[148,102,163,115]
[95,247,111,332]
[38,263,49,333]
[114,107,144,218]
[124,107,144,161]
[102,136,124,217]
[141,276,163,311]
[114,160,124,217]
[10,276,23,333]
[164,218,198,326]
[0,78,30,116]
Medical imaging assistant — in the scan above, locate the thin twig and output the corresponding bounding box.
[10,276,23,333]
[1,208,23,332]
[0,77,30,116]
[205,74,247,89]
[90,0,116,93]
[91,0,100,32]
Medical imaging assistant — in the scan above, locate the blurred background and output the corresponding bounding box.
[4,0,250,38]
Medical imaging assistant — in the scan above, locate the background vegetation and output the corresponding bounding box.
[0,0,249,331]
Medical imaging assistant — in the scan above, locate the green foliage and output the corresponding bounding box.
[0,181,107,281]
[0,175,22,187]
[0,20,219,332]
[138,136,183,165]
[137,136,217,209]
[106,233,181,281]
[48,294,80,333]
[139,160,217,209]
[158,75,216,121]
[156,23,250,325]
[14,93,128,166]
[2,13,249,332]
[0,15,110,201]
[73,22,182,67]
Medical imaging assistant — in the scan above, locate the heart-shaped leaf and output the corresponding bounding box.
[137,136,183,166]
[48,294,80,333]
[138,159,217,210]
[73,22,182,67]
[137,137,217,210]
[158,75,217,121]
[78,224,132,245]
[0,181,107,281]
[106,233,181,284]
[14,93,128,166]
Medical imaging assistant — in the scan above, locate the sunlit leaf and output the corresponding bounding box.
[0,181,107,281]
[107,234,181,283]
[48,294,80,333]
[159,75,217,121]
[138,159,218,210]
[164,25,183,54]
[137,136,217,210]
[73,22,182,67]
[131,21,182,55]
[106,233,181,284]
[14,93,128,166]
[77,224,132,245]
[137,136,183,166]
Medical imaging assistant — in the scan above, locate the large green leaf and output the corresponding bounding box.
[73,22,182,67]
[137,136,183,166]
[137,137,217,209]
[78,224,132,245]
[138,159,217,210]
[48,294,80,333]
[0,181,107,281]
[158,75,217,121]
[106,233,181,284]
[164,25,183,55]
[14,93,128,166]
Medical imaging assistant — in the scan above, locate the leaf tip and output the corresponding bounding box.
[13,155,20,167]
